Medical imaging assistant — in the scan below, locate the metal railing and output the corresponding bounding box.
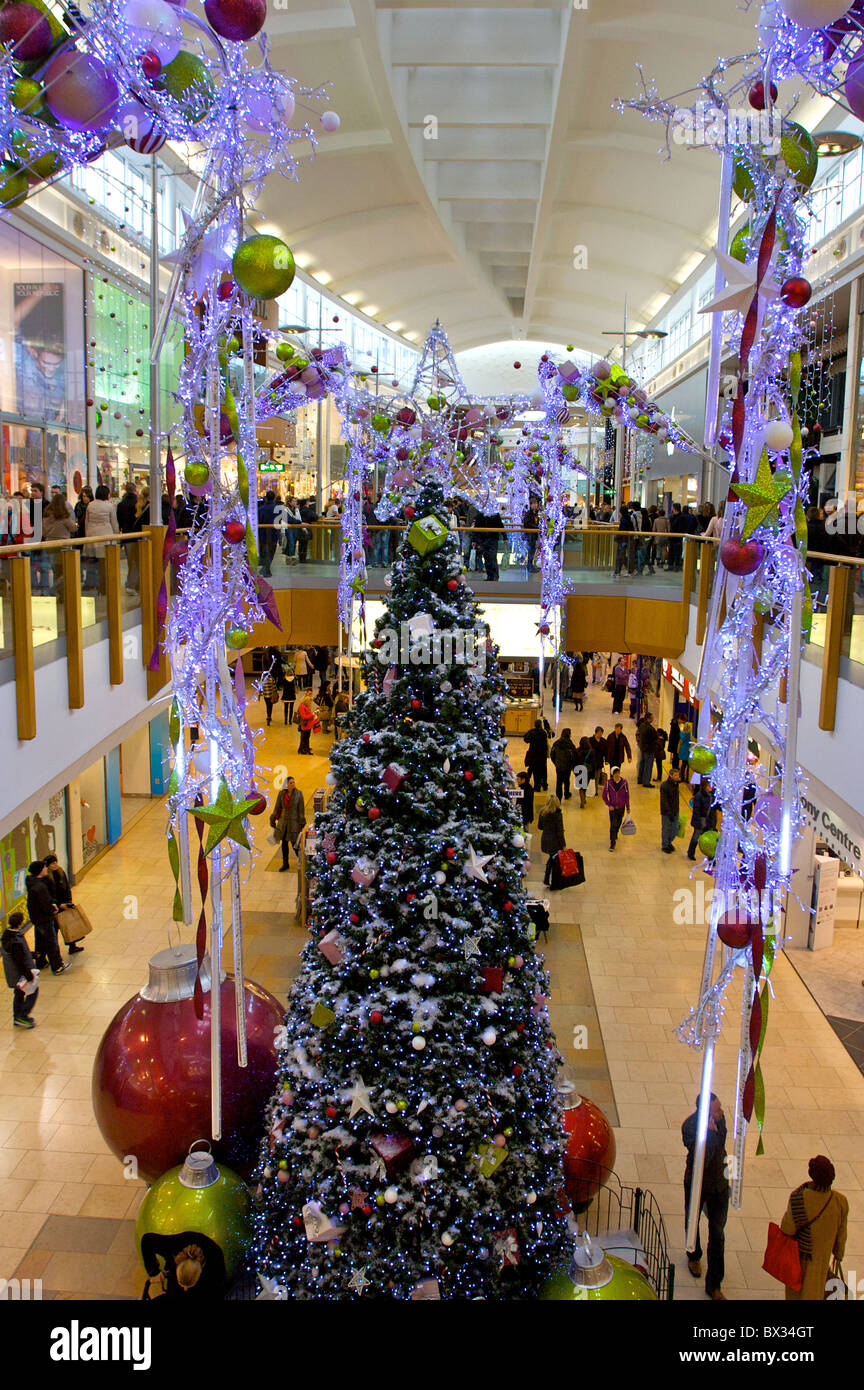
[577,1163,675,1301]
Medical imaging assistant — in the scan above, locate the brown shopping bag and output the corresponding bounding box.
[56,904,93,945]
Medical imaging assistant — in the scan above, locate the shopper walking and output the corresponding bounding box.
[636,713,658,787]
[654,726,667,783]
[25,861,66,974]
[682,1092,729,1301]
[660,767,681,853]
[269,776,306,872]
[605,722,632,772]
[611,658,628,714]
[668,714,682,771]
[292,646,311,689]
[538,795,566,886]
[550,728,577,801]
[589,727,606,795]
[1,912,39,1028]
[44,853,84,956]
[523,720,549,793]
[281,667,297,727]
[569,657,587,710]
[573,736,594,809]
[516,771,534,829]
[778,1156,848,1302]
[687,777,717,860]
[296,697,320,755]
[602,766,630,851]
[261,667,280,725]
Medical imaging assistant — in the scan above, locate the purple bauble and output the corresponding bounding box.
[43,51,119,132]
[204,0,266,41]
[0,2,53,60]
[846,55,864,121]
[753,793,783,833]
[592,359,612,380]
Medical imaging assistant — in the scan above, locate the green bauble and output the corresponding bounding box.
[161,52,216,123]
[9,131,62,182]
[698,829,720,858]
[562,383,578,401]
[184,461,210,487]
[372,413,390,434]
[275,342,294,362]
[729,218,790,264]
[427,394,442,410]
[232,234,295,300]
[225,627,248,650]
[688,744,716,776]
[540,1253,657,1301]
[0,162,29,209]
[10,78,44,115]
[135,1148,251,1289]
[95,408,102,428]
[732,122,817,203]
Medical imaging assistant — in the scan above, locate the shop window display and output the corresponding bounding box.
[76,759,108,868]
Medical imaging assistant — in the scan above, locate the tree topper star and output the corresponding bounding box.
[190,779,259,855]
[698,245,780,318]
[346,1076,375,1119]
[734,450,795,539]
[348,1267,370,1295]
[463,844,493,883]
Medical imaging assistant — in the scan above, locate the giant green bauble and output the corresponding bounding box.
[0,162,29,209]
[10,77,44,115]
[729,218,790,264]
[732,122,818,203]
[161,52,215,123]
[184,461,210,487]
[232,234,295,300]
[135,1154,251,1287]
[698,829,720,858]
[540,1253,657,1301]
[688,744,716,776]
[9,131,62,182]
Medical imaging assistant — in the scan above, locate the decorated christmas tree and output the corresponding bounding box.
[252,479,568,1298]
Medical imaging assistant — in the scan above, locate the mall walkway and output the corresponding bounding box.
[0,681,861,1299]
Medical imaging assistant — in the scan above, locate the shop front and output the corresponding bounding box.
[786,777,864,950]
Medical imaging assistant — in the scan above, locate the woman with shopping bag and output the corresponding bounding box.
[44,853,87,956]
[538,795,566,886]
[602,766,631,851]
[765,1156,848,1300]
[269,776,306,872]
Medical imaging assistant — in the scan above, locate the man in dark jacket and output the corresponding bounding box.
[258,491,278,577]
[687,778,717,860]
[44,853,84,955]
[669,503,688,569]
[660,768,681,853]
[474,508,503,581]
[523,721,549,792]
[550,728,577,801]
[1,912,39,1027]
[298,499,318,563]
[25,861,65,973]
[589,726,606,796]
[116,482,138,534]
[605,723,631,771]
[636,713,658,787]
[682,1093,729,1300]
[522,497,540,570]
[615,504,635,576]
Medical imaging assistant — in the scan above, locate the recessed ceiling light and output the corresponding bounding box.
[312,270,332,285]
[293,251,312,269]
[362,305,379,317]
[386,321,405,332]
[342,292,363,306]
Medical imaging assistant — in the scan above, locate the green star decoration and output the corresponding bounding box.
[733,450,795,540]
[190,779,258,855]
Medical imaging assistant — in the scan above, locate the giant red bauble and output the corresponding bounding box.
[92,946,282,1184]
[780,276,812,309]
[748,80,777,111]
[204,0,266,41]
[717,917,754,950]
[0,3,53,60]
[562,1094,616,1213]
[223,519,246,544]
[720,535,764,576]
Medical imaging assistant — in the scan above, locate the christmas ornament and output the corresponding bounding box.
[779,0,852,25]
[204,0,266,42]
[846,54,864,120]
[562,1093,616,1211]
[698,246,779,318]
[0,3,53,60]
[232,234,296,300]
[698,830,720,857]
[371,1131,415,1175]
[734,452,795,537]
[159,50,216,122]
[123,0,183,64]
[43,52,120,132]
[748,80,778,109]
[720,536,764,575]
[189,778,260,854]
[763,419,794,453]
[135,1143,251,1291]
[688,746,717,776]
[407,514,448,555]
[541,1240,657,1301]
[347,1077,375,1118]
[780,276,812,309]
[463,844,493,882]
[718,917,755,950]
[92,946,281,1183]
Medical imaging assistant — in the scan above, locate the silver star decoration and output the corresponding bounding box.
[347,1076,375,1118]
[698,245,779,318]
[348,1267,370,1295]
[463,844,493,883]
[161,210,236,300]
[463,935,481,959]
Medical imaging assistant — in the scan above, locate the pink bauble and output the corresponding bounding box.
[123,0,183,64]
[0,2,53,60]
[753,792,783,832]
[320,110,341,132]
[92,946,282,1183]
[245,80,295,131]
[204,0,266,41]
[562,1094,616,1213]
[720,535,764,576]
[592,359,612,380]
[781,0,853,27]
[845,55,864,121]
[44,52,119,132]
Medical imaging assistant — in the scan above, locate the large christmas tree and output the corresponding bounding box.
[252,480,568,1298]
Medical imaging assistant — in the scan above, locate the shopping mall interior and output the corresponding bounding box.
[1,0,864,1342]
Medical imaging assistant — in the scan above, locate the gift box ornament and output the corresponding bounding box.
[411,1277,441,1300]
[351,858,378,887]
[380,763,408,792]
[493,1227,520,1267]
[407,514,448,556]
[475,1142,508,1178]
[407,612,435,637]
[370,1130,415,1176]
[318,931,344,966]
[479,965,504,995]
[302,1201,345,1243]
[310,1001,336,1029]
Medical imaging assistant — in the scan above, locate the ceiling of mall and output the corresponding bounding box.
[259,0,759,354]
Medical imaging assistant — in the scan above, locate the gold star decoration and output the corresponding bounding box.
[190,779,259,855]
[733,451,794,540]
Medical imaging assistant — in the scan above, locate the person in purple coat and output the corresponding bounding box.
[602,766,631,851]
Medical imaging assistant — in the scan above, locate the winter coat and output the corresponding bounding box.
[42,510,77,542]
[689,784,716,830]
[602,777,630,812]
[261,674,280,702]
[116,492,139,533]
[297,701,320,733]
[668,720,681,757]
[780,1185,849,1302]
[47,866,72,907]
[25,873,56,926]
[1,926,35,987]
[84,499,118,538]
[574,745,595,777]
[518,783,534,823]
[660,777,680,818]
[523,727,549,768]
[570,662,587,694]
[605,730,631,766]
[678,729,692,762]
[538,806,566,856]
[636,720,658,755]
[682,1112,729,1196]
[270,785,306,845]
[588,736,606,770]
[550,733,577,773]
[613,662,628,689]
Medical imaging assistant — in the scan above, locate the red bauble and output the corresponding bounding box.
[503,900,513,912]
[204,0,266,41]
[325,1106,338,1119]
[140,49,162,80]
[247,792,267,816]
[404,506,416,519]
[363,731,372,741]
[464,770,474,781]
[539,623,550,635]
[447,579,459,591]
[445,847,455,860]
[513,1064,523,1076]
[513,361,521,369]
[326,851,337,864]
[720,535,764,576]
[349,912,360,924]
[780,276,812,310]
[717,916,754,950]
[562,1094,616,1213]
[368,807,381,821]
[748,80,777,111]
[92,946,281,1184]
[217,279,235,302]
[0,3,53,60]
[223,519,246,544]
[370,1010,383,1025]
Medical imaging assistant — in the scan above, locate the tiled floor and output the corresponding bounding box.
[787,926,864,1025]
[1,680,862,1300]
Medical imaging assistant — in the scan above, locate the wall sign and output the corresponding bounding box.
[800,794,863,867]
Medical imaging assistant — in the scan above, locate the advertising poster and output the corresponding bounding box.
[1,817,31,924]
[14,281,65,422]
